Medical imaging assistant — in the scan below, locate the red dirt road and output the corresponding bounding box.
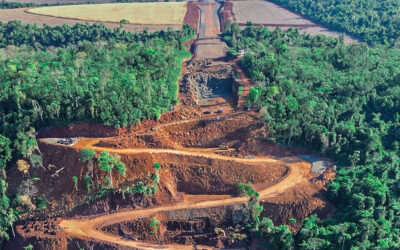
[39,112,314,249]
[195,0,227,59]
[60,156,307,249]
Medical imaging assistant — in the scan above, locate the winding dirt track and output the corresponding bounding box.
[42,1,311,247]
[49,112,311,249]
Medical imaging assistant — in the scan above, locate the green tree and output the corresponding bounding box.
[119,19,130,28]
[246,87,260,106]
[80,148,95,162]
[83,175,92,192]
[98,152,126,186]
[0,135,11,178]
[72,176,78,191]
[23,245,33,250]
[153,162,161,171]
[150,217,161,234]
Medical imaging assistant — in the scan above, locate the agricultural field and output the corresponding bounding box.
[4,0,114,3]
[232,0,359,44]
[27,2,187,25]
[0,8,182,32]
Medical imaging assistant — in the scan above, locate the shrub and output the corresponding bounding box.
[35,196,47,211]
[80,148,95,162]
[237,182,256,197]
[83,175,92,192]
[150,217,161,234]
[72,176,78,191]
[153,162,161,171]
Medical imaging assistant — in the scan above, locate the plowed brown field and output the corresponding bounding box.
[232,0,359,44]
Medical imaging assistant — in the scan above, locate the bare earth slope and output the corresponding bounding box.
[2,1,337,248]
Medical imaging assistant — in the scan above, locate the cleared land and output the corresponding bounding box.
[27,2,186,25]
[0,7,182,33]
[5,0,114,3]
[195,2,227,59]
[233,0,359,44]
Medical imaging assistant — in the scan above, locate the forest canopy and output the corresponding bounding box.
[270,0,400,46]
[0,22,194,241]
[223,22,400,249]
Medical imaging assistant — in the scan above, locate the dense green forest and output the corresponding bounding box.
[0,1,38,9]
[0,22,194,241]
[0,21,190,49]
[270,0,400,46]
[224,23,400,249]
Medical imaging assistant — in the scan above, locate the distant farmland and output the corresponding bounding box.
[4,0,114,4]
[27,2,187,25]
[232,0,359,44]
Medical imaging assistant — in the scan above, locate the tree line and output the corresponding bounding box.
[223,22,400,249]
[0,22,194,242]
[0,21,190,49]
[269,0,400,47]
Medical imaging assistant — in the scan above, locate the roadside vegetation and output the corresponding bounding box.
[270,0,400,46]
[78,148,161,206]
[224,22,400,249]
[0,22,194,242]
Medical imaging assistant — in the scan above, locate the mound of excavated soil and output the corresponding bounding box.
[100,113,262,149]
[103,204,250,247]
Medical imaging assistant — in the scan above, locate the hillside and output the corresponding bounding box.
[223,22,400,248]
[1,0,400,249]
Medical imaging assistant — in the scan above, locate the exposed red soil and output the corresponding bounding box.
[183,1,200,32]
[219,0,234,32]
[3,3,337,249]
[5,110,334,248]
[38,122,120,138]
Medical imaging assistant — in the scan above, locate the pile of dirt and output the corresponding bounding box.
[101,113,262,149]
[260,181,335,231]
[38,122,120,138]
[160,114,261,148]
[103,204,250,248]
[165,157,288,195]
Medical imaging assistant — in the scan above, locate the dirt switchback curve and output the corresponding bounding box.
[12,1,333,248]
[45,112,312,249]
